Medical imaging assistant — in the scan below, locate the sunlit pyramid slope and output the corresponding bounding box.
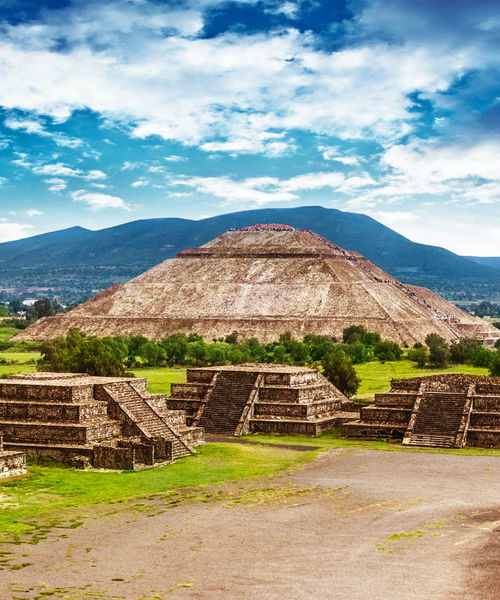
[17,225,500,346]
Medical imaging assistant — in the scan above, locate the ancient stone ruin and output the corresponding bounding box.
[342,374,500,448]
[168,364,353,437]
[0,373,203,469]
[0,433,26,479]
[15,225,500,347]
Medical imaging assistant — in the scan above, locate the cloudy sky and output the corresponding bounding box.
[0,0,499,255]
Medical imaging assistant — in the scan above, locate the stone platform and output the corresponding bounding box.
[0,433,26,479]
[0,373,203,469]
[168,364,355,437]
[342,374,500,448]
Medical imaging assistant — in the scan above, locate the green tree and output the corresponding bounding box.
[322,349,360,397]
[489,350,500,376]
[374,340,402,362]
[139,341,166,366]
[159,333,188,365]
[425,333,450,368]
[38,329,128,377]
[342,325,367,344]
[127,335,149,357]
[407,346,429,368]
[33,298,54,320]
[224,332,238,344]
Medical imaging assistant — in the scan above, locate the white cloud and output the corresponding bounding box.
[321,147,360,165]
[349,138,500,208]
[0,222,33,242]
[71,189,130,211]
[164,155,186,162]
[19,160,107,182]
[85,169,107,180]
[4,117,82,148]
[24,209,44,217]
[0,2,493,154]
[0,177,7,187]
[33,162,81,178]
[44,177,67,192]
[131,179,149,188]
[173,171,375,205]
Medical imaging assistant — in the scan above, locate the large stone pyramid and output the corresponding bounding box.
[17,225,500,346]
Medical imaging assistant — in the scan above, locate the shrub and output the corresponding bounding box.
[322,349,360,397]
[374,340,402,362]
[38,329,129,377]
[489,351,500,376]
[407,346,429,367]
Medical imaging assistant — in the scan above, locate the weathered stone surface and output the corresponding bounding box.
[0,373,203,469]
[0,434,26,479]
[343,374,500,449]
[169,363,354,437]
[15,226,500,346]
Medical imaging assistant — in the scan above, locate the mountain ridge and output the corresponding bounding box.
[0,206,498,300]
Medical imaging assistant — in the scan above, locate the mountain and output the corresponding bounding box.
[0,206,498,301]
[465,256,500,270]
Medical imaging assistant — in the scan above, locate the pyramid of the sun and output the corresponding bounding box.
[16,224,500,346]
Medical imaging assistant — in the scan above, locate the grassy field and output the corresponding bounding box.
[0,325,20,339]
[354,359,489,398]
[0,358,491,397]
[132,367,187,394]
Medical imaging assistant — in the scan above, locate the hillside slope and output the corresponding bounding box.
[0,206,497,300]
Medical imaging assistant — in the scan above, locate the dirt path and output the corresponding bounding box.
[1,449,499,600]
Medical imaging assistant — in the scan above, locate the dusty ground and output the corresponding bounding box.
[1,448,499,600]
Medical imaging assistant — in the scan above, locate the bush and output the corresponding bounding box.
[407,346,429,367]
[425,333,450,368]
[374,340,402,362]
[322,349,360,397]
[342,325,367,344]
[489,350,500,377]
[38,329,129,377]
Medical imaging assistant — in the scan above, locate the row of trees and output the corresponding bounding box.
[408,333,500,375]
[38,328,369,396]
[36,326,500,397]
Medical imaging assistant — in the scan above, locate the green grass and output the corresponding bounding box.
[0,443,317,538]
[354,359,489,398]
[241,428,500,456]
[0,326,19,339]
[0,363,37,378]
[0,351,41,363]
[131,366,187,394]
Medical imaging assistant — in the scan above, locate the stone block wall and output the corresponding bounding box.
[93,445,135,470]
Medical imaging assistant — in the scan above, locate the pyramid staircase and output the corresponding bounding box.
[342,374,500,449]
[406,392,468,448]
[169,365,351,437]
[102,381,197,458]
[198,371,259,434]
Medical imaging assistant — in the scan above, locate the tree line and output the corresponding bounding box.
[408,333,500,375]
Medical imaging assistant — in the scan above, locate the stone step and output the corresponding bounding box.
[407,433,456,448]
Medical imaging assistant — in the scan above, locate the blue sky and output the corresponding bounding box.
[0,0,499,255]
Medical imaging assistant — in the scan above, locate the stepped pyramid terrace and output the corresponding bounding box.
[342,374,500,449]
[0,373,203,469]
[0,433,26,479]
[14,225,500,347]
[168,364,354,436]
